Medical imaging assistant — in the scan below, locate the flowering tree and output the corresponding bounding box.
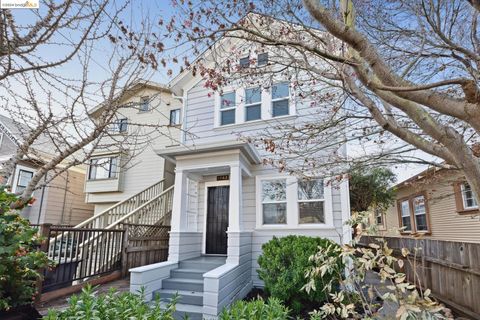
[152,0,480,200]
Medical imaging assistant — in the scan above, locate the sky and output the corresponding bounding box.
[1,0,432,184]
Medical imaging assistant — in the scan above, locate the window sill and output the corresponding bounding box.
[457,208,480,215]
[400,231,431,236]
[86,178,119,182]
[167,124,182,128]
[137,110,152,114]
[255,223,336,230]
[214,114,298,130]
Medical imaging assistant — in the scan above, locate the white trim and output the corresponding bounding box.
[12,164,35,194]
[255,174,334,230]
[460,182,479,209]
[340,177,352,245]
[202,180,231,255]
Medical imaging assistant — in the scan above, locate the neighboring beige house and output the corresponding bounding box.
[84,81,182,214]
[0,114,94,225]
[372,167,480,243]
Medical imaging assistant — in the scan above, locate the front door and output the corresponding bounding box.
[205,186,229,255]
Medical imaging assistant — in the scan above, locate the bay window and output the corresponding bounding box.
[245,87,262,122]
[88,156,118,180]
[261,179,287,224]
[220,92,236,126]
[297,178,325,224]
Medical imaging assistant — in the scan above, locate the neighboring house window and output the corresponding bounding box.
[298,178,325,224]
[220,92,236,125]
[261,179,287,224]
[374,207,384,227]
[412,195,428,231]
[140,96,150,112]
[88,157,118,180]
[399,199,412,232]
[245,87,262,122]
[170,109,181,126]
[271,82,290,117]
[111,118,128,133]
[398,193,430,233]
[16,169,33,193]
[257,52,268,66]
[239,56,250,68]
[461,182,478,209]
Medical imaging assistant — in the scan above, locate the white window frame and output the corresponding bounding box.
[297,178,327,225]
[169,108,181,126]
[139,96,150,112]
[271,82,292,118]
[260,178,288,226]
[218,91,236,126]
[12,164,35,194]
[461,182,479,210]
[412,195,428,231]
[400,199,412,232]
[255,175,333,229]
[244,86,262,122]
[88,156,119,181]
[110,118,128,133]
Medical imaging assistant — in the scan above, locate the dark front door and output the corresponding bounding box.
[206,186,229,255]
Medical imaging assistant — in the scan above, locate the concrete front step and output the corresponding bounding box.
[162,278,204,292]
[154,289,203,306]
[171,268,205,280]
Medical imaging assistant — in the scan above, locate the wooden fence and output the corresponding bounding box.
[359,236,480,319]
[121,223,170,276]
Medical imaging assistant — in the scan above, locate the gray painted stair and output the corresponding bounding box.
[153,256,226,320]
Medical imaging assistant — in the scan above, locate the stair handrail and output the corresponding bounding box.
[75,179,165,229]
[79,185,174,249]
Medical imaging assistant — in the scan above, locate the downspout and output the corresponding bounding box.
[60,170,69,225]
[36,174,47,225]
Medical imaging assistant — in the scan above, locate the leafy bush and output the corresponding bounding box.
[44,285,177,320]
[257,235,343,314]
[0,186,51,310]
[219,298,289,320]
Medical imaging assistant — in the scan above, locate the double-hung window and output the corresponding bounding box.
[257,53,268,66]
[461,182,478,210]
[88,156,118,180]
[398,193,429,233]
[271,82,290,117]
[261,179,287,224]
[374,207,384,227]
[111,118,128,133]
[399,199,412,232]
[140,96,150,112]
[245,87,262,122]
[412,195,428,231]
[298,178,325,224]
[170,109,181,126]
[239,56,250,68]
[16,169,33,193]
[220,92,236,126]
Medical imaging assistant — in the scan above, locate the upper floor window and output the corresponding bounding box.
[261,179,287,225]
[16,169,33,193]
[170,109,181,126]
[257,52,268,66]
[398,193,429,233]
[220,92,236,126]
[110,118,128,133]
[298,178,324,224]
[461,182,478,210]
[245,87,262,122]
[88,156,118,180]
[271,82,290,117]
[374,207,385,227]
[239,56,250,68]
[140,96,150,112]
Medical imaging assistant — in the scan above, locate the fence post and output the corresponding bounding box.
[121,224,129,278]
[35,223,52,303]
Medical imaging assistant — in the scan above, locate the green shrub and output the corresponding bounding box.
[219,298,289,320]
[0,187,52,310]
[44,285,177,319]
[257,235,343,314]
